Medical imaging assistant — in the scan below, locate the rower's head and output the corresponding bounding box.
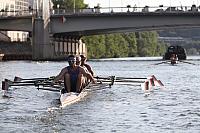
[67,55,76,66]
[80,55,86,64]
[76,56,81,65]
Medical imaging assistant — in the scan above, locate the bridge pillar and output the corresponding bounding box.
[32,18,53,60]
[32,0,53,60]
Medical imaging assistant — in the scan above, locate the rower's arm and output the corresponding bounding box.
[53,68,67,83]
[85,64,94,76]
[80,68,95,83]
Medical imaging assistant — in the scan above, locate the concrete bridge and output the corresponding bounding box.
[1,12,200,35]
[1,3,200,60]
[52,12,200,36]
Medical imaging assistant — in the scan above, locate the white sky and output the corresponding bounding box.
[84,0,199,8]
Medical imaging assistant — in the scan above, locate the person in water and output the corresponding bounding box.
[52,55,95,93]
[80,55,95,76]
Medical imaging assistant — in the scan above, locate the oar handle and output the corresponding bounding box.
[114,80,144,83]
[37,87,60,92]
[14,76,55,82]
[94,76,111,80]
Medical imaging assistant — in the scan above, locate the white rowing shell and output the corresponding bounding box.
[60,91,88,108]
[60,83,91,108]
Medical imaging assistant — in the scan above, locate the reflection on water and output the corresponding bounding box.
[0,56,200,132]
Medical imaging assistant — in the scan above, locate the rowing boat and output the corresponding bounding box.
[60,82,91,108]
[2,75,164,108]
[59,78,115,108]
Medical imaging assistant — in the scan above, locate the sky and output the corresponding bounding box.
[84,0,199,8]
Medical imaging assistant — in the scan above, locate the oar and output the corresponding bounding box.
[94,76,112,80]
[5,78,38,84]
[113,80,144,83]
[152,61,169,65]
[96,75,164,87]
[2,80,63,93]
[2,80,36,91]
[6,79,53,86]
[179,60,196,65]
[14,76,55,82]
[150,75,164,87]
[2,78,63,90]
[37,87,61,92]
[115,77,147,80]
[95,76,147,80]
[2,81,9,90]
[115,75,159,81]
[113,83,141,86]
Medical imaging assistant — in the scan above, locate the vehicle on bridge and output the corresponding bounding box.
[163,45,187,60]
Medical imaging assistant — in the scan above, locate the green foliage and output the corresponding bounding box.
[52,0,87,10]
[123,33,137,57]
[83,31,166,59]
[105,34,116,58]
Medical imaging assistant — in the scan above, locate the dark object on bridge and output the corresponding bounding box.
[163,45,186,60]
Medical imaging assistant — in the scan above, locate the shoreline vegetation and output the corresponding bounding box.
[83,32,166,59]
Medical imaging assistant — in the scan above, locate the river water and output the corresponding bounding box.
[0,56,200,133]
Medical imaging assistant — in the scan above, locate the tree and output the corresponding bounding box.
[52,0,87,12]
[123,33,137,57]
[83,35,106,59]
[113,33,129,57]
[104,34,117,58]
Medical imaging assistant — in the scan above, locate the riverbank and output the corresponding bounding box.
[0,41,32,61]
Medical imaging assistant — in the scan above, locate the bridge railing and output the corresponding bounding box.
[52,5,200,15]
[0,9,34,17]
[0,5,199,17]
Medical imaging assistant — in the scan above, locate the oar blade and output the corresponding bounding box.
[179,60,196,65]
[2,81,9,90]
[5,79,13,84]
[150,75,164,87]
[14,76,23,82]
[155,80,164,86]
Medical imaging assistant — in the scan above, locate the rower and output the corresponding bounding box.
[80,55,95,76]
[170,54,178,65]
[76,55,87,88]
[52,55,95,93]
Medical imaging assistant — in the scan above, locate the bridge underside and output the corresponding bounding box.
[51,12,200,38]
[0,16,32,32]
[53,24,200,38]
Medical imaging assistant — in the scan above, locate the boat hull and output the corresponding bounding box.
[60,91,88,108]
[60,83,90,108]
